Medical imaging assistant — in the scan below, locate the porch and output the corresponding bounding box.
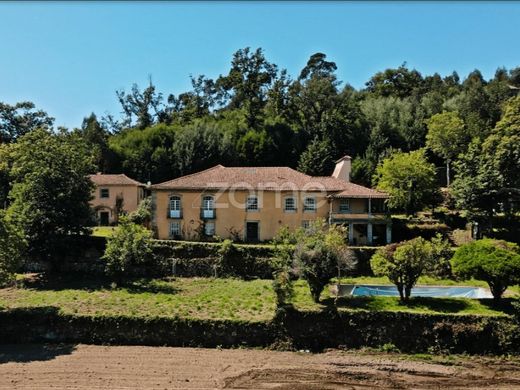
[328,196,391,245]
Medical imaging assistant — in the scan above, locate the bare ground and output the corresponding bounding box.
[1,344,520,390]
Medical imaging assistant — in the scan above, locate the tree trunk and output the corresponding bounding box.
[404,285,412,300]
[446,159,451,187]
[489,282,504,302]
[397,284,405,301]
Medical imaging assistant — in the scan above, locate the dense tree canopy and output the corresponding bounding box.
[0,101,54,143]
[426,111,466,185]
[90,49,518,194]
[451,95,520,231]
[374,149,440,214]
[1,48,518,223]
[5,129,95,261]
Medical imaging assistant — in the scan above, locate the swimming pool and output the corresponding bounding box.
[335,284,492,299]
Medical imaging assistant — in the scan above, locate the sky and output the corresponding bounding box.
[1,1,519,129]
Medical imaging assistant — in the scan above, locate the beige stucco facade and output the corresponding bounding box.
[151,160,391,245]
[153,189,391,245]
[89,174,146,225]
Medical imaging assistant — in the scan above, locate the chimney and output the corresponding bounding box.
[332,155,351,182]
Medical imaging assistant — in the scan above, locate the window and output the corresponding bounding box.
[170,221,181,238]
[100,188,110,198]
[169,196,182,218]
[339,199,350,213]
[202,196,214,210]
[246,195,259,211]
[204,221,215,236]
[303,197,316,212]
[202,195,215,219]
[302,220,311,230]
[284,197,297,212]
[169,196,181,210]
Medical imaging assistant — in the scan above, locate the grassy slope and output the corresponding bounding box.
[0,276,515,321]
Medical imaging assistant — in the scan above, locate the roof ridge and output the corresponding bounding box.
[89,173,145,186]
[154,164,225,187]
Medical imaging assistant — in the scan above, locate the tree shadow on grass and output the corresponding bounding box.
[0,344,77,364]
[477,298,515,314]
[20,273,180,295]
[321,296,483,314]
[124,279,180,295]
[20,273,109,291]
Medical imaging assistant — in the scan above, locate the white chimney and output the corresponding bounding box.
[332,155,351,182]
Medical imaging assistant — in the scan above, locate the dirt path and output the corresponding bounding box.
[1,344,520,389]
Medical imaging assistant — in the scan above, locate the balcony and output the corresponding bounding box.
[168,209,182,219]
[200,209,215,219]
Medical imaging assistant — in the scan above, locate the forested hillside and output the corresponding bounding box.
[1,48,519,233]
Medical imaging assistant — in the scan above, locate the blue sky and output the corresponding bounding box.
[1,1,519,128]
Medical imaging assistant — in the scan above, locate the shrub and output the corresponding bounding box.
[371,237,436,301]
[128,197,152,226]
[451,239,520,300]
[294,220,356,303]
[216,239,238,277]
[271,226,296,308]
[428,234,453,278]
[102,217,153,283]
[0,211,26,286]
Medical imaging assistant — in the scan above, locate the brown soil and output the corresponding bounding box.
[1,344,520,389]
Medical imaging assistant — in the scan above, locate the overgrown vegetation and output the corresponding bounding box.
[103,217,153,283]
[1,51,519,235]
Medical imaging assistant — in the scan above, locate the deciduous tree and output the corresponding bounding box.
[374,149,440,214]
[426,111,466,186]
[6,129,95,261]
[452,239,520,301]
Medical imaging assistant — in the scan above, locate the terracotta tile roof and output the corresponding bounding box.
[332,185,389,199]
[89,173,144,186]
[153,165,387,198]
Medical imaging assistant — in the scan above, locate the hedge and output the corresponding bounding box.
[391,218,451,242]
[44,236,377,279]
[0,306,518,354]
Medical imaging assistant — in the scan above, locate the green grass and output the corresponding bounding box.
[290,279,513,316]
[0,275,515,321]
[0,276,276,321]
[91,226,118,237]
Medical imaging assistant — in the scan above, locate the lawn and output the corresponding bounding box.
[91,226,117,237]
[0,275,515,321]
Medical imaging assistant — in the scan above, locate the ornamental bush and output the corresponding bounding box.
[452,239,520,300]
[371,237,437,301]
[102,217,153,283]
[293,220,356,303]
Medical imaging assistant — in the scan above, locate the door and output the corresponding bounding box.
[99,211,110,226]
[246,222,259,242]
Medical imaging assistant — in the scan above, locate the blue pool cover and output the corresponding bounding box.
[349,285,492,299]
